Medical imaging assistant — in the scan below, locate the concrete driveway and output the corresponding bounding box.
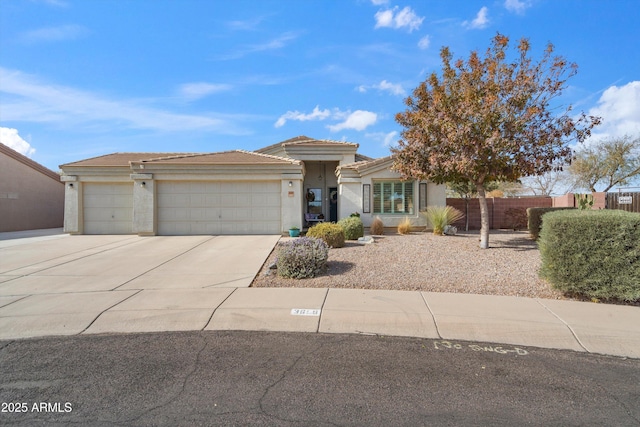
[0,234,280,339]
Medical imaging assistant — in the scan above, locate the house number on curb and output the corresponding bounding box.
[291,309,321,316]
[433,340,529,355]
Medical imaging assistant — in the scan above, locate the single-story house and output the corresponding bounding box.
[1,142,65,232]
[59,136,446,235]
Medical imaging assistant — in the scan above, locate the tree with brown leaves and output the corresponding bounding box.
[392,33,600,248]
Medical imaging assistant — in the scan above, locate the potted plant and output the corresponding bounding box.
[288,226,300,237]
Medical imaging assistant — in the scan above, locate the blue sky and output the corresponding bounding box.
[1,0,639,171]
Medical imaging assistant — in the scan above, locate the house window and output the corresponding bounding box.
[373,181,414,214]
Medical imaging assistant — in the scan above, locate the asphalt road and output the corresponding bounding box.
[1,331,639,426]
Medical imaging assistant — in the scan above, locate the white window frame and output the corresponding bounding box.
[372,181,415,215]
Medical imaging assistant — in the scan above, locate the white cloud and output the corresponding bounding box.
[367,130,398,147]
[0,67,243,134]
[586,81,640,140]
[417,35,431,50]
[20,24,88,43]
[274,105,331,128]
[463,6,490,29]
[275,106,378,132]
[179,82,232,100]
[219,32,299,60]
[357,80,405,96]
[370,0,389,5]
[31,0,69,7]
[504,0,531,14]
[328,110,378,132]
[0,127,35,157]
[374,6,424,32]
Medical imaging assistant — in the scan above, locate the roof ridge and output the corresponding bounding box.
[338,154,394,170]
[285,137,358,147]
[237,149,301,164]
[139,152,204,163]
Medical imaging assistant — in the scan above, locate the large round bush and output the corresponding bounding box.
[276,237,329,279]
[338,216,364,240]
[539,210,640,301]
[306,222,345,248]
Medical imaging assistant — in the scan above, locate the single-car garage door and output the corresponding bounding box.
[157,181,281,235]
[83,183,133,234]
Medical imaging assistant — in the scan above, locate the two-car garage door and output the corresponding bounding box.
[157,181,281,235]
[83,181,281,235]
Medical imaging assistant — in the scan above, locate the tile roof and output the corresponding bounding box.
[137,150,300,165]
[60,153,186,167]
[337,155,395,172]
[256,135,358,152]
[61,150,299,168]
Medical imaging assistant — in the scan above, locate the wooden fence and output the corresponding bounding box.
[606,190,640,213]
[446,196,552,230]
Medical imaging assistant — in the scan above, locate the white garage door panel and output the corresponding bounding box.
[158,181,281,235]
[83,183,133,234]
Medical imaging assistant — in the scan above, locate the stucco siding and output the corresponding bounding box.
[0,147,64,232]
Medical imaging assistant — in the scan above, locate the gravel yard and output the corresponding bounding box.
[251,230,566,300]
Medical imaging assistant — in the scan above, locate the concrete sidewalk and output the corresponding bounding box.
[0,286,638,359]
[0,230,638,359]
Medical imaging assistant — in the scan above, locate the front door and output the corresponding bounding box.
[329,187,338,222]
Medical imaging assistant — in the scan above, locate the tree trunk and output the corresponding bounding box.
[476,184,490,249]
[464,197,469,232]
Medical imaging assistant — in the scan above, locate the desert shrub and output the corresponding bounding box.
[306,222,345,248]
[538,210,640,302]
[505,207,528,230]
[276,237,329,279]
[338,216,364,240]
[527,207,575,240]
[370,216,385,235]
[420,206,464,235]
[397,217,412,235]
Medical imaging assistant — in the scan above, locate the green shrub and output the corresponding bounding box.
[306,222,345,248]
[338,216,364,240]
[276,237,329,279]
[538,210,640,302]
[527,207,575,240]
[420,206,464,235]
[370,216,385,235]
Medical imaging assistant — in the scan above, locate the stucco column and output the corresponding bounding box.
[60,175,81,234]
[131,173,155,235]
[281,175,303,232]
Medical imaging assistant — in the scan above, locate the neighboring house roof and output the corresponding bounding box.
[0,142,61,183]
[256,135,359,153]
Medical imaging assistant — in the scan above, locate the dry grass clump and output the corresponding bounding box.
[370,216,385,235]
[397,217,412,235]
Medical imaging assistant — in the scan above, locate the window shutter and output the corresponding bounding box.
[419,182,427,211]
